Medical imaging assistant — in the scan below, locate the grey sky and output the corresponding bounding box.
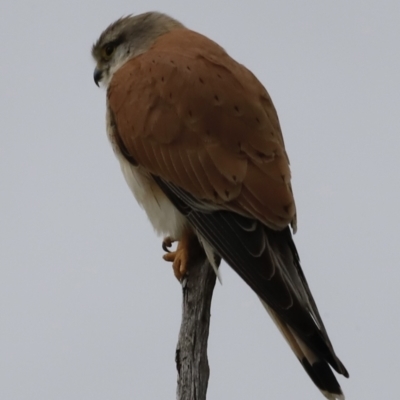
[1,1,399,399]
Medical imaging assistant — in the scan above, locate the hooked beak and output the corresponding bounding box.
[93,67,103,87]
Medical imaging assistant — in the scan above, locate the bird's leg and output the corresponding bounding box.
[163,228,201,281]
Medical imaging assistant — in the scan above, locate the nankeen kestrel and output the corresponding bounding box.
[92,12,348,399]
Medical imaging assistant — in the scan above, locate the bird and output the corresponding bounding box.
[92,11,349,399]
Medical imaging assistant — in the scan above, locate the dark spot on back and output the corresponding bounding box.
[199,77,204,84]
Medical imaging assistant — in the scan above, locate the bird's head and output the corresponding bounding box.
[92,12,184,88]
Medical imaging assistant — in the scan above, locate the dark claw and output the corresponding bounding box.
[162,242,170,252]
[162,237,173,252]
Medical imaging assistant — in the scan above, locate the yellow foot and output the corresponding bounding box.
[163,245,189,281]
[162,229,201,281]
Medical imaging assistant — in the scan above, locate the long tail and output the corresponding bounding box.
[262,300,345,399]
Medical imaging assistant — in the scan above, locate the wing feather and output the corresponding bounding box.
[107,28,296,230]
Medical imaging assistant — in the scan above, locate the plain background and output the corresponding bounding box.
[1,1,399,399]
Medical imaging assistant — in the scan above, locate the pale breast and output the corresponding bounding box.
[106,109,187,239]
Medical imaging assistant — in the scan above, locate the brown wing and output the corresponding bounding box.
[107,28,296,232]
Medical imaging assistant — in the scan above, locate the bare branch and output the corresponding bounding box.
[176,256,217,400]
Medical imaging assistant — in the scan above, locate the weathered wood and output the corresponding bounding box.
[176,256,217,400]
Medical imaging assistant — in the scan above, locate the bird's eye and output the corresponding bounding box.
[103,43,115,59]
